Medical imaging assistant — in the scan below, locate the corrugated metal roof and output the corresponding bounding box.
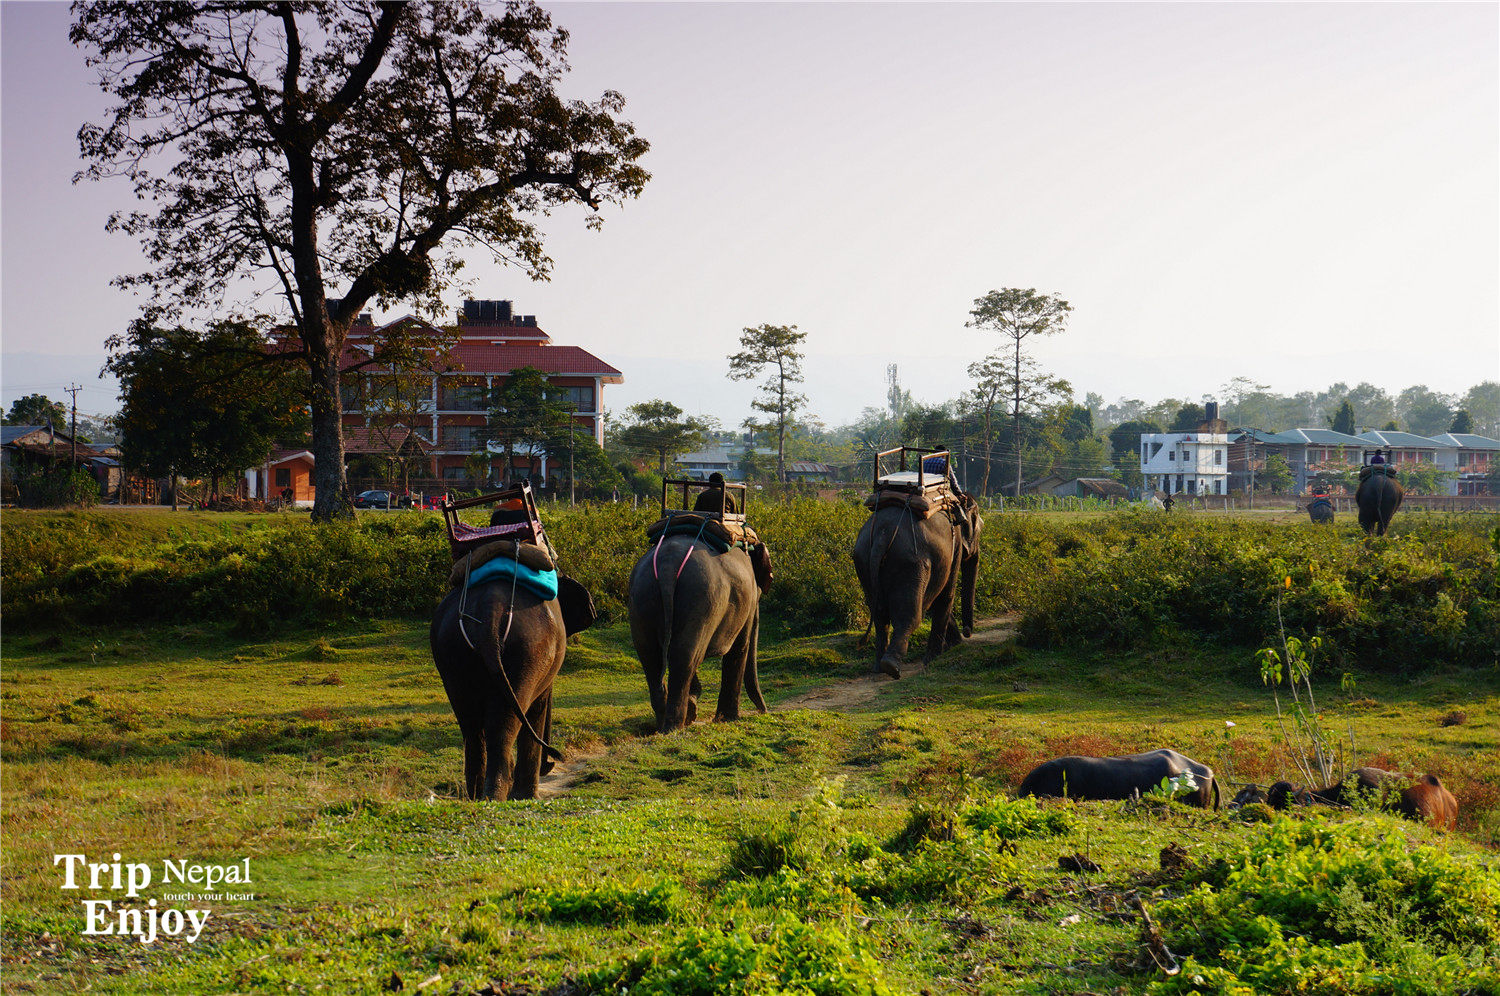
[1358,430,1444,447]
[1425,433,1500,449]
[1270,429,1368,446]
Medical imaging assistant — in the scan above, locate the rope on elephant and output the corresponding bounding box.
[455,549,563,763]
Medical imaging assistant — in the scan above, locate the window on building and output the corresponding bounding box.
[1168,450,1175,461]
[439,379,489,412]
[549,385,595,411]
[274,468,291,488]
[440,425,488,451]
[1214,449,1223,465]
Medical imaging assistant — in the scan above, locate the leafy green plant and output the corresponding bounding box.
[514,879,682,925]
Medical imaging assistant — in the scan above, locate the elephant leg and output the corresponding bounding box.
[880,583,926,678]
[510,692,550,800]
[662,636,706,732]
[871,611,892,676]
[925,581,958,664]
[633,627,668,727]
[714,620,756,722]
[462,732,485,801]
[482,705,522,801]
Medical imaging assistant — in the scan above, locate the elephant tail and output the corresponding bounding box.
[476,620,564,763]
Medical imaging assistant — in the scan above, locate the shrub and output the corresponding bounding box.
[581,915,894,996]
[513,879,682,925]
[1148,816,1500,994]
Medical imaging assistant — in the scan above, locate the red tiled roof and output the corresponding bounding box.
[344,425,434,454]
[444,344,622,379]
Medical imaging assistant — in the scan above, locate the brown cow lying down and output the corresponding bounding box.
[1240,768,1457,830]
[1016,749,1220,809]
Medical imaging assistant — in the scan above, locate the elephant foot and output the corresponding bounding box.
[962,625,972,639]
[878,659,902,679]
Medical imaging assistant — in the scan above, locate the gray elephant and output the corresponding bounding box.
[628,533,769,733]
[1356,466,1403,536]
[1307,496,1334,524]
[853,498,981,678]
[430,565,595,800]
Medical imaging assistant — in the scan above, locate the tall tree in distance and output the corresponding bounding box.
[728,324,808,482]
[487,367,573,485]
[1449,410,1474,434]
[966,289,1073,497]
[615,400,714,477]
[1328,399,1358,436]
[3,395,68,428]
[73,2,650,521]
[104,319,309,502]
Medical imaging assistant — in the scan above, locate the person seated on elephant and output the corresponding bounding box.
[1370,451,1386,465]
[922,444,963,495]
[489,496,532,528]
[693,472,739,515]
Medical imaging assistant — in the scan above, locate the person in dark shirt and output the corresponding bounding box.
[694,472,739,515]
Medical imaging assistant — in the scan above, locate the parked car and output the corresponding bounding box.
[353,489,410,509]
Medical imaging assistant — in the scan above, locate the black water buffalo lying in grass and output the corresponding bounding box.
[1239,768,1458,830]
[1016,749,1220,809]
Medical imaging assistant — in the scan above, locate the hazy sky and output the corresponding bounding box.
[3,2,1496,431]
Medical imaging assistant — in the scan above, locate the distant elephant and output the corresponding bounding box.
[430,569,596,800]
[1017,749,1220,809]
[853,498,981,678]
[628,534,768,733]
[1307,497,1334,524]
[1356,469,1403,536]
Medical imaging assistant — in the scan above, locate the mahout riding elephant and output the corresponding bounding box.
[628,534,769,733]
[1307,497,1334,524]
[853,499,981,678]
[1356,469,1403,536]
[430,565,596,801]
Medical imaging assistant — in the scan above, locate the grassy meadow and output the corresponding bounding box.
[2,504,1498,994]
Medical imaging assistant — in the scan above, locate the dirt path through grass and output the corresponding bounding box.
[778,612,1020,712]
[541,614,1021,797]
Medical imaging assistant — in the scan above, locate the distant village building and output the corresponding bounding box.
[245,298,622,499]
[1139,402,1231,496]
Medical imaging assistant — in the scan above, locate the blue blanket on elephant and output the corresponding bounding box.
[466,556,558,601]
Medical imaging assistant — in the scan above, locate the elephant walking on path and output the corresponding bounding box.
[430,552,596,800]
[629,534,768,733]
[853,496,981,679]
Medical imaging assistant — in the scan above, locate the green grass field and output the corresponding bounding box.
[2,507,1498,994]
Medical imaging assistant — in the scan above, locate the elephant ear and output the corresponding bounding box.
[751,542,774,594]
[557,574,598,636]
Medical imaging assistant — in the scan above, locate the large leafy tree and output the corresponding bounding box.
[1396,386,1456,437]
[73,2,649,521]
[727,324,808,482]
[3,394,69,429]
[965,288,1072,498]
[104,319,309,500]
[487,366,573,484]
[615,400,713,477]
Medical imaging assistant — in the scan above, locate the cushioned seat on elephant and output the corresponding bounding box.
[864,487,955,519]
[450,539,557,595]
[1359,465,1398,482]
[645,513,760,553]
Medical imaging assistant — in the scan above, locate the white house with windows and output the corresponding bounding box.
[1140,430,1231,495]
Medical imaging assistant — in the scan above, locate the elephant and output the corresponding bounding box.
[853,498,981,678]
[1307,497,1334,524]
[628,534,768,733]
[430,568,596,800]
[1016,749,1221,810]
[1356,468,1403,536]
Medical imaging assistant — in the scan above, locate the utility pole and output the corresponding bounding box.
[65,383,82,468]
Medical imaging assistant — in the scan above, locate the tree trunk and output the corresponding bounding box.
[308,346,353,521]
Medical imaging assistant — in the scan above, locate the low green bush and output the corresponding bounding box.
[513,879,682,925]
[1149,815,1500,995]
[580,914,895,996]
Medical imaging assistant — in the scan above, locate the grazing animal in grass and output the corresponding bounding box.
[1260,767,1457,830]
[1016,749,1220,810]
